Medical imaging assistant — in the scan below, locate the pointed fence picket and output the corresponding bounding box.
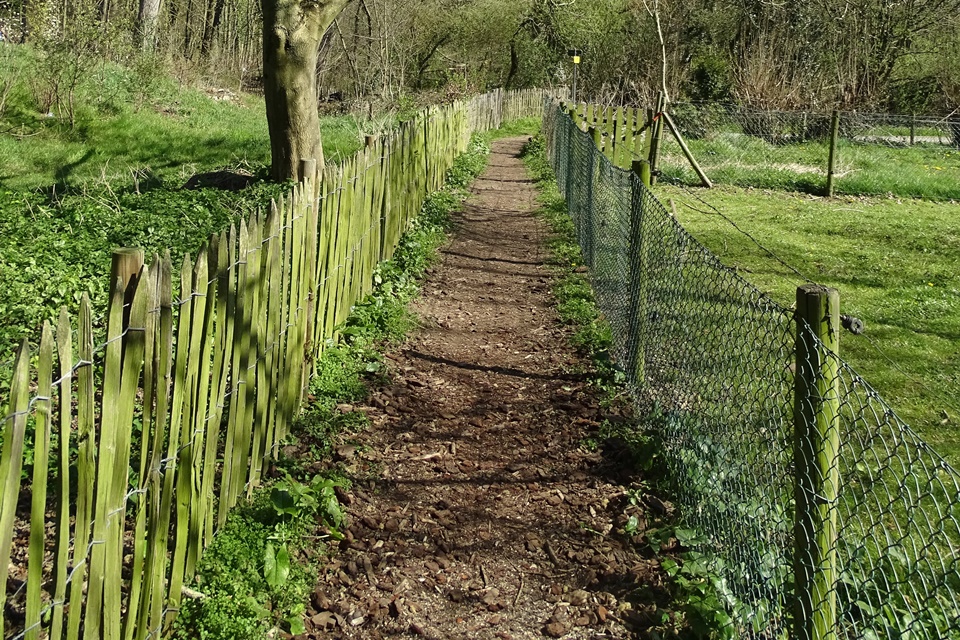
[0,87,552,640]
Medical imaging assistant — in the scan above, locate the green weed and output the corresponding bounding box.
[650,527,745,639]
[172,491,319,640]
[0,43,367,366]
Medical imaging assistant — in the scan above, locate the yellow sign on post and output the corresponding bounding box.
[567,48,582,102]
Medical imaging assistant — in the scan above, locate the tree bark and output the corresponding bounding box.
[137,0,163,51]
[415,34,450,89]
[262,0,350,182]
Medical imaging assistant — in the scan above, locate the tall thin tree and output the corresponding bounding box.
[137,0,162,51]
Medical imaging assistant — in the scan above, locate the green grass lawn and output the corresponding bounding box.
[659,131,960,200]
[658,184,960,463]
[0,93,365,191]
[0,43,369,365]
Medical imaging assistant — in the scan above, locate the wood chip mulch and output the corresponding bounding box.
[294,137,676,640]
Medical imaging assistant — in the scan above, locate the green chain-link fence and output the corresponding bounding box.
[545,102,960,639]
[657,103,960,200]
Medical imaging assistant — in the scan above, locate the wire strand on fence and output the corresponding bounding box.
[659,173,815,285]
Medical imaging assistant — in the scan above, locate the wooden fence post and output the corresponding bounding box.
[649,93,665,184]
[586,124,599,244]
[627,160,651,387]
[642,108,654,160]
[583,124,603,264]
[649,93,667,184]
[603,106,616,162]
[794,284,841,640]
[110,248,145,329]
[825,110,840,197]
[612,106,622,166]
[0,341,30,640]
[636,158,652,189]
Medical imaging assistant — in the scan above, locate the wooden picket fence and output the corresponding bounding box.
[0,87,552,640]
[563,102,654,169]
[468,87,556,132]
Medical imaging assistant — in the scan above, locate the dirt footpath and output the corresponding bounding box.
[306,138,665,639]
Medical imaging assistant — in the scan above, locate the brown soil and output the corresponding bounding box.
[300,138,671,639]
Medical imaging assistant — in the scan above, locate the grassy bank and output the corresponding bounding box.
[0,43,370,364]
[661,183,960,462]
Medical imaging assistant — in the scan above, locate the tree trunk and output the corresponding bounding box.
[183,0,193,56]
[505,39,519,90]
[415,34,450,89]
[261,0,349,182]
[200,0,227,56]
[137,0,163,51]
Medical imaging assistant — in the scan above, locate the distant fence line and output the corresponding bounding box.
[0,87,552,640]
[564,100,960,200]
[545,101,960,639]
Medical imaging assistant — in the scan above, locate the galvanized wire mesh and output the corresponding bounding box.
[661,103,960,200]
[831,355,960,639]
[545,102,960,639]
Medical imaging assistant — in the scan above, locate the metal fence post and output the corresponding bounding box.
[794,284,841,640]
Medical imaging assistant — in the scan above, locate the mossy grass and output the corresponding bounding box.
[661,183,960,463]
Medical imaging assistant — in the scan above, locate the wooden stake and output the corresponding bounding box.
[110,248,145,330]
[627,160,651,386]
[649,94,665,184]
[825,110,840,197]
[0,340,30,640]
[25,324,53,640]
[662,111,712,188]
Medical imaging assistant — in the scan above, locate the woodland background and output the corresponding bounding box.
[2,0,959,117]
